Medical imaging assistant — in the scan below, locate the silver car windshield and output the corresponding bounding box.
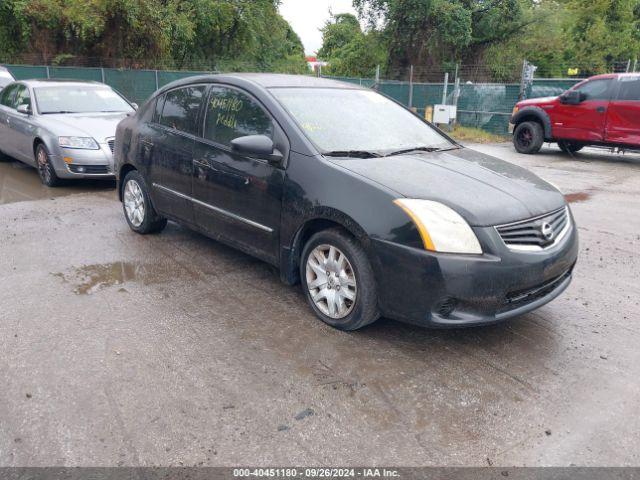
[34,86,134,114]
[270,87,453,154]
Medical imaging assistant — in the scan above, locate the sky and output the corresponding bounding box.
[279,0,358,56]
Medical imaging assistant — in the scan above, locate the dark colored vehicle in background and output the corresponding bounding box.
[115,74,578,330]
[511,73,640,154]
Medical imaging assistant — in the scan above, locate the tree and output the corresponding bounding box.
[0,0,307,73]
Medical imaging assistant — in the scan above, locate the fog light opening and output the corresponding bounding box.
[437,297,458,318]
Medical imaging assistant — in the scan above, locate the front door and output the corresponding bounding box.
[0,84,19,157]
[149,85,206,224]
[8,85,36,164]
[552,77,614,142]
[605,75,640,146]
[192,85,285,264]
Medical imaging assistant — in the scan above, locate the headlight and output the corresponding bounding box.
[58,136,99,150]
[512,106,519,115]
[394,199,482,254]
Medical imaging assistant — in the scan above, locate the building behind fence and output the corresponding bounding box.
[1,63,594,135]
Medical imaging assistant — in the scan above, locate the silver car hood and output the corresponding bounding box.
[37,112,129,144]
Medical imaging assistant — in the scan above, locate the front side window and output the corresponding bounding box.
[159,86,206,135]
[574,79,613,101]
[34,85,134,114]
[204,86,273,146]
[13,85,31,109]
[270,88,452,154]
[0,84,18,107]
[617,76,640,101]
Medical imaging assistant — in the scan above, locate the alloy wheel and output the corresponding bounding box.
[123,179,145,228]
[305,244,357,319]
[37,147,52,185]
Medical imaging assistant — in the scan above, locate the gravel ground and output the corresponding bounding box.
[0,143,638,466]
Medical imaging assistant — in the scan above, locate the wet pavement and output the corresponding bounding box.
[0,145,639,466]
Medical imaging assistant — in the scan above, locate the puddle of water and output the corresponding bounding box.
[564,192,591,203]
[0,159,114,205]
[54,262,175,295]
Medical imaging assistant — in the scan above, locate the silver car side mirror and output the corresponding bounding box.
[17,104,31,115]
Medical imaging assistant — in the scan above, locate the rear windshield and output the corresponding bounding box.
[270,87,452,154]
[34,86,133,114]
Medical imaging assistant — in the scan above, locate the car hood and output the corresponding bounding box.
[327,147,566,227]
[518,96,557,106]
[38,112,129,143]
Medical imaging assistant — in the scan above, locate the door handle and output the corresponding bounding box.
[596,106,606,113]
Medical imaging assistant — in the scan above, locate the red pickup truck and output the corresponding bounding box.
[510,73,640,154]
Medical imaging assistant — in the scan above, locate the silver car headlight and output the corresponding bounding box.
[59,136,100,150]
[394,199,483,254]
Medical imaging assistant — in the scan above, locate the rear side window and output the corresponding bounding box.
[0,84,17,107]
[159,86,206,135]
[204,86,273,147]
[617,77,640,101]
[574,79,613,101]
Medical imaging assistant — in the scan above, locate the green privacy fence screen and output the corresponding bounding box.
[5,65,582,135]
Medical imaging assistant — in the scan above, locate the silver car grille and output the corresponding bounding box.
[496,207,570,251]
[106,137,115,154]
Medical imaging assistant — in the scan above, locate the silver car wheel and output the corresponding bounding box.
[123,179,145,228]
[37,147,51,184]
[306,244,357,319]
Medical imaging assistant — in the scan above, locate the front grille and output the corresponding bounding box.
[68,164,111,174]
[496,207,569,250]
[504,268,573,309]
[107,138,115,154]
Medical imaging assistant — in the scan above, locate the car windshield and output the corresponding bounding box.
[270,87,454,155]
[34,85,133,114]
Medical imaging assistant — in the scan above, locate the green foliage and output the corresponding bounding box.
[0,0,307,73]
[318,13,386,77]
[324,0,640,79]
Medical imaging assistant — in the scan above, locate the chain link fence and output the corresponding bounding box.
[5,61,636,135]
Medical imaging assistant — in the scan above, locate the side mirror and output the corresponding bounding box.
[560,90,583,105]
[131,103,139,110]
[230,135,283,165]
[17,104,31,115]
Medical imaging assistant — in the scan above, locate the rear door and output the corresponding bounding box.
[605,75,640,146]
[552,78,614,142]
[191,85,286,263]
[149,85,206,224]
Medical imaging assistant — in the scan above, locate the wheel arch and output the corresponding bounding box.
[512,107,552,140]
[279,211,373,286]
[118,163,137,201]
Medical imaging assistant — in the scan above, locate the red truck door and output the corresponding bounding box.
[605,75,640,146]
[552,77,614,142]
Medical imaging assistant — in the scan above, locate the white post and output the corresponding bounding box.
[375,64,380,89]
[441,72,449,105]
[408,65,414,108]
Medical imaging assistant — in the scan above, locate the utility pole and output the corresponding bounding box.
[374,65,380,90]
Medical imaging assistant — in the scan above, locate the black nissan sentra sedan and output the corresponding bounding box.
[114,74,578,330]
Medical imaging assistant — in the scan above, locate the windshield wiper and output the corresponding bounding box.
[41,110,77,114]
[323,150,382,159]
[384,146,458,157]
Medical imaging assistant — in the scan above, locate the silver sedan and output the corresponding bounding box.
[0,79,135,186]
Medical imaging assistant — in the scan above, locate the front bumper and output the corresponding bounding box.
[371,220,579,328]
[50,143,115,179]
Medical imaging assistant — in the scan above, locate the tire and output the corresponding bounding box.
[558,140,584,154]
[300,228,380,331]
[513,121,544,154]
[122,170,167,234]
[35,143,62,187]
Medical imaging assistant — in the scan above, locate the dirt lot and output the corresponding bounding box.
[1,144,639,467]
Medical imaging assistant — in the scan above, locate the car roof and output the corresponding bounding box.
[17,79,106,88]
[155,73,364,97]
[586,73,640,81]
